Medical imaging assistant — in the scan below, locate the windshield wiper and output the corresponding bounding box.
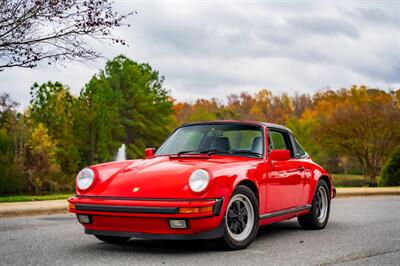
[200,149,231,156]
[230,150,262,157]
[176,150,198,156]
[177,149,262,157]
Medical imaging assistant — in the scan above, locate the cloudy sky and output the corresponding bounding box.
[0,0,399,109]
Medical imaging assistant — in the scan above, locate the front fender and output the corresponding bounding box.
[208,161,263,217]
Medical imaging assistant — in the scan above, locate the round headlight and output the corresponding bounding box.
[189,169,210,193]
[76,168,95,191]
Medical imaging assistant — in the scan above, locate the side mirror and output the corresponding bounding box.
[269,150,290,161]
[144,148,156,159]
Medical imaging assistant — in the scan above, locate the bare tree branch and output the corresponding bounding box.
[0,0,133,70]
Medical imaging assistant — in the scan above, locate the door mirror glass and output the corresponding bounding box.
[144,148,156,159]
[269,150,290,161]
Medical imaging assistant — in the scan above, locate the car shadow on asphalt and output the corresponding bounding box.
[257,220,303,238]
[74,238,221,254]
[70,220,308,254]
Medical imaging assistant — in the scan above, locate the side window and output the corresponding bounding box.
[270,131,288,149]
[294,138,307,158]
[269,129,295,158]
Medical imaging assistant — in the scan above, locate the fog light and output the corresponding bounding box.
[169,219,188,229]
[77,214,91,224]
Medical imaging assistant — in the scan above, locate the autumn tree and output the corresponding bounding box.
[0,0,132,70]
[226,92,256,120]
[25,123,63,193]
[29,82,80,174]
[173,102,192,124]
[292,92,313,118]
[316,86,400,184]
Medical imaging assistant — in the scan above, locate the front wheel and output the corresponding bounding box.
[217,185,259,250]
[298,179,331,229]
[95,235,130,244]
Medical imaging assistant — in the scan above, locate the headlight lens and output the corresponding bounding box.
[188,169,210,193]
[76,168,95,191]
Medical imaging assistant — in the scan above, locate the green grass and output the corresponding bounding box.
[331,174,370,187]
[0,193,73,203]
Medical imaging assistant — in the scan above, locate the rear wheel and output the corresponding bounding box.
[95,235,130,244]
[217,185,259,250]
[298,179,330,229]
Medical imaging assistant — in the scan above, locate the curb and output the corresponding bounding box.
[0,200,68,218]
[335,188,400,198]
[1,188,400,218]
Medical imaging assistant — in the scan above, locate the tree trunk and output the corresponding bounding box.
[364,163,378,187]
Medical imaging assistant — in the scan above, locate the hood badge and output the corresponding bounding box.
[132,187,140,193]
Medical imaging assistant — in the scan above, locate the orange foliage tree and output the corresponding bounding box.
[314,86,400,184]
[173,85,400,184]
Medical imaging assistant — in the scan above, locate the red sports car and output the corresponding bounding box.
[68,121,335,250]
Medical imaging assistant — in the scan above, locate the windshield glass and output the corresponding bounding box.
[156,124,264,158]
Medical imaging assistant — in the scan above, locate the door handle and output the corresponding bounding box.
[298,166,305,172]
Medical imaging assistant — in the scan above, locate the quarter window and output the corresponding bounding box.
[294,138,307,158]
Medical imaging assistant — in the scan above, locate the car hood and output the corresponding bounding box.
[80,156,253,198]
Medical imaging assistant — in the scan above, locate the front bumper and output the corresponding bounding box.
[68,196,225,239]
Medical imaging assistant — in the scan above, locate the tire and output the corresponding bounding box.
[217,185,259,250]
[95,235,131,244]
[298,179,330,230]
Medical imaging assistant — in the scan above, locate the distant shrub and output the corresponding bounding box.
[0,128,25,195]
[0,161,25,195]
[379,146,400,187]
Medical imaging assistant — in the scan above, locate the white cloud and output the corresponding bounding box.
[0,1,399,109]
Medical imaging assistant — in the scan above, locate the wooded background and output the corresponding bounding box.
[1,56,399,195]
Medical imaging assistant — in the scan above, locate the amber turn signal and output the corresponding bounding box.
[69,203,75,210]
[178,205,213,214]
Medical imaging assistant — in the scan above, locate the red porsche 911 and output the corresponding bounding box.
[68,120,335,250]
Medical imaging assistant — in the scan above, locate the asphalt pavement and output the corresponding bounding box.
[1,196,399,265]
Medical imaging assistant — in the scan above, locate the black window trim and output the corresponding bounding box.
[267,127,296,158]
[155,122,266,159]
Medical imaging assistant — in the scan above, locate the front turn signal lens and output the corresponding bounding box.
[199,206,213,213]
[69,203,75,210]
[178,205,213,214]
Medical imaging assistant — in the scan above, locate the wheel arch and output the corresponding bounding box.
[319,175,332,193]
[313,175,333,201]
[235,179,259,203]
[307,173,334,204]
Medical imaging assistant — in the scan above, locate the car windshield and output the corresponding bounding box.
[156,124,264,158]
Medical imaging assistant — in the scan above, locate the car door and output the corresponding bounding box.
[265,129,304,213]
[291,136,311,206]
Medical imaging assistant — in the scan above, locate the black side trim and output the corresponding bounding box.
[85,218,226,240]
[333,187,337,198]
[75,204,178,214]
[259,205,312,220]
[213,198,224,216]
